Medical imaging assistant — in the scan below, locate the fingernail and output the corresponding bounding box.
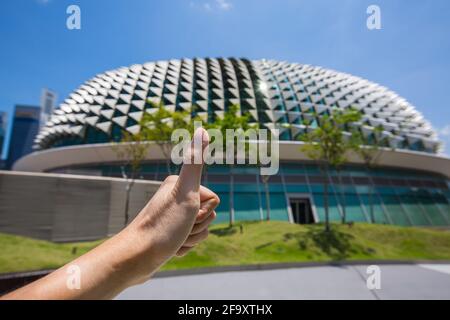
[193,127,209,147]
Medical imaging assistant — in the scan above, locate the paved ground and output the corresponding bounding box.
[117,264,450,300]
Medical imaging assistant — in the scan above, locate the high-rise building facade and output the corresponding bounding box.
[6,105,40,169]
[0,111,6,155]
[0,111,7,168]
[40,89,57,128]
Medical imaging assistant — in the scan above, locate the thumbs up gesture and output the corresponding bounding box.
[1,128,220,300]
[125,127,219,283]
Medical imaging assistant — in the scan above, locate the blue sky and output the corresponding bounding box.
[1,0,449,157]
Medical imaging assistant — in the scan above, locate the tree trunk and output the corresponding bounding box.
[229,165,234,227]
[262,176,271,221]
[365,165,375,223]
[369,184,374,223]
[337,170,346,224]
[324,164,330,232]
[124,180,134,226]
[324,180,330,232]
[162,145,172,176]
[166,160,172,176]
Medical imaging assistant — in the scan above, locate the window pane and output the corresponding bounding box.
[419,195,448,226]
[380,195,410,226]
[261,193,289,221]
[234,192,262,221]
[213,190,230,224]
[285,184,310,193]
[400,194,431,226]
[434,194,450,223]
[342,194,368,222]
[359,194,389,224]
[312,193,341,222]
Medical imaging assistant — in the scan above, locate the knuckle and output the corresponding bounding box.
[184,197,199,212]
[164,175,178,183]
[198,208,209,220]
[212,195,220,207]
[182,192,200,209]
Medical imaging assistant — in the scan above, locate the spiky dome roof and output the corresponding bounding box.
[34,58,440,153]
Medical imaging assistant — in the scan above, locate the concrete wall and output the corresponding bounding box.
[0,171,160,242]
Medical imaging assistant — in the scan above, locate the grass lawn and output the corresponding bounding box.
[1,221,450,274]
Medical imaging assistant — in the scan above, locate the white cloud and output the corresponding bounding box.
[203,3,212,11]
[36,0,51,5]
[437,125,450,155]
[439,125,450,137]
[216,0,232,11]
[190,0,233,12]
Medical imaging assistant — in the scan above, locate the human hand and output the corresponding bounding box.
[125,127,219,282]
[1,127,219,299]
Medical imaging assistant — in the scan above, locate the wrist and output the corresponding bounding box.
[107,221,167,286]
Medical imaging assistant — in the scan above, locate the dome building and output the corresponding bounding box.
[14,58,450,226]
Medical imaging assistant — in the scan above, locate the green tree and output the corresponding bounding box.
[113,102,200,226]
[257,123,289,221]
[300,108,361,231]
[207,104,258,226]
[140,102,193,175]
[350,125,389,223]
[112,129,151,226]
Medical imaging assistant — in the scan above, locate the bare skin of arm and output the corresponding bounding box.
[2,128,218,300]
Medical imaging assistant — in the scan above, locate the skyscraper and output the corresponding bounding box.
[40,89,57,128]
[6,105,40,169]
[0,111,7,165]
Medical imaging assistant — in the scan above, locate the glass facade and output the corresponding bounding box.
[28,57,448,228]
[51,162,450,227]
[0,111,6,160]
[6,105,40,169]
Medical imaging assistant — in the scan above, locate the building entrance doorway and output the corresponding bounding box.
[289,198,315,224]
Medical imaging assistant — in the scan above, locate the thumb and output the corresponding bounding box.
[176,127,209,193]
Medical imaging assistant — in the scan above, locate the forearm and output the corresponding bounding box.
[2,128,215,300]
[1,225,153,300]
